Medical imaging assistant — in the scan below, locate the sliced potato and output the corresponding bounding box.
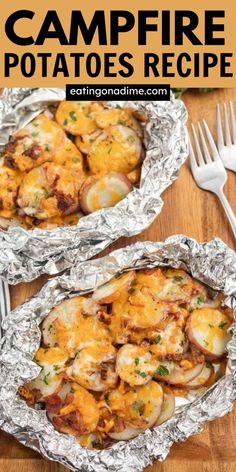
[79,173,133,214]
[154,361,204,385]
[185,363,213,389]
[92,271,136,304]
[155,391,175,426]
[28,347,68,398]
[116,344,156,386]
[108,381,163,440]
[186,308,231,360]
[68,342,117,392]
[56,101,98,136]
[87,125,142,175]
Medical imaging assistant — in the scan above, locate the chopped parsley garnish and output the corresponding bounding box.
[63,118,68,125]
[206,362,212,369]
[127,135,135,144]
[48,324,53,332]
[33,122,39,127]
[219,321,227,330]
[70,387,76,393]
[208,324,214,328]
[134,357,139,366]
[173,275,183,282]
[107,147,112,154]
[69,111,77,121]
[135,370,147,378]
[197,295,205,305]
[45,146,50,152]
[128,287,135,294]
[53,365,60,371]
[132,400,145,415]
[154,335,162,344]
[154,365,169,376]
[31,131,39,138]
[43,373,50,385]
[203,340,209,347]
[72,157,80,163]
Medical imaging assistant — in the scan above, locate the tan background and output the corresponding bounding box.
[0,88,236,470]
[0,0,236,87]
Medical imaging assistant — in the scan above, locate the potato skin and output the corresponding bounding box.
[79,172,133,214]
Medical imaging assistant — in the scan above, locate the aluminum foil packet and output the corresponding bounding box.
[0,235,236,472]
[0,88,188,284]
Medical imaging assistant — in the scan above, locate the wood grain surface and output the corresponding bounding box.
[1,88,236,472]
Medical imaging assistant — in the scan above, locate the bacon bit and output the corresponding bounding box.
[101,369,108,381]
[180,359,193,370]
[98,311,111,325]
[189,344,205,365]
[110,417,125,433]
[23,144,42,160]
[44,393,62,413]
[0,198,3,210]
[4,154,17,169]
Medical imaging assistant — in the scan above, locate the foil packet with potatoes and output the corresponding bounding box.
[0,235,235,472]
[0,88,188,284]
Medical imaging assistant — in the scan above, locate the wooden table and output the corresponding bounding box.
[1,88,236,472]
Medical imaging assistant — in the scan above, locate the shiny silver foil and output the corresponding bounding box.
[0,235,236,472]
[0,88,188,284]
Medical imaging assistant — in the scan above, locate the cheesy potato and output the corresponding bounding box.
[20,267,232,447]
[1,102,145,229]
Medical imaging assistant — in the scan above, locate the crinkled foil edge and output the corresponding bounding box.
[0,88,188,284]
[0,235,236,472]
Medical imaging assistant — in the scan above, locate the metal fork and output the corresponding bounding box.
[217,102,236,171]
[0,279,11,339]
[189,120,236,239]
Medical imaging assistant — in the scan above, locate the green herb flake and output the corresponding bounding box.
[219,321,227,330]
[135,370,147,378]
[31,131,39,138]
[154,335,162,344]
[197,295,205,305]
[154,365,169,377]
[45,146,50,152]
[132,400,145,415]
[63,119,68,125]
[128,287,135,295]
[208,324,214,328]
[48,324,53,332]
[173,275,183,282]
[70,387,76,393]
[33,122,39,127]
[134,357,139,366]
[69,111,77,121]
[107,147,112,154]
[53,365,60,372]
[43,373,50,385]
[206,362,212,369]
[203,340,209,347]
[72,157,80,163]
[127,135,135,144]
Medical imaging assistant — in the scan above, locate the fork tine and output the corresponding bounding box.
[223,102,232,146]
[202,119,220,162]
[216,104,224,150]
[191,124,205,166]
[229,101,236,144]
[197,122,212,164]
[188,135,198,174]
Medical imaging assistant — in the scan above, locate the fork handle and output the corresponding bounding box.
[217,189,236,239]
